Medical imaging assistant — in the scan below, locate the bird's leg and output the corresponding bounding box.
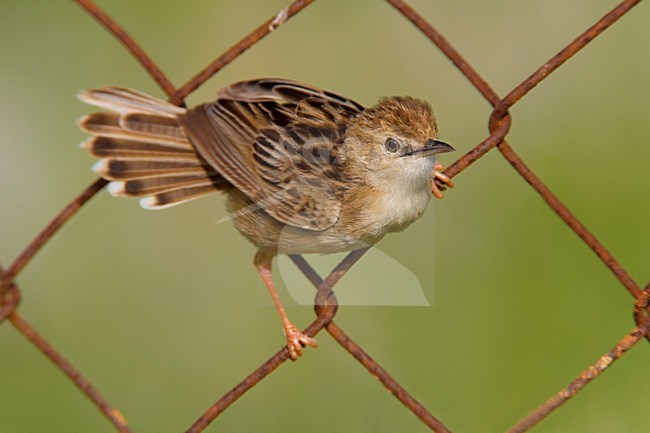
[254,251,318,360]
[431,161,455,199]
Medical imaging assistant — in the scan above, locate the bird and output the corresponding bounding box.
[77,78,455,360]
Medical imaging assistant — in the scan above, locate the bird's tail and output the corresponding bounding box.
[78,87,227,209]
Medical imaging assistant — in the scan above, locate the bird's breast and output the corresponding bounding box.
[358,181,431,236]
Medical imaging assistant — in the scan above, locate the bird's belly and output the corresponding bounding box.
[226,190,372,255]
[277,226,372,254]
[236,215,371,255]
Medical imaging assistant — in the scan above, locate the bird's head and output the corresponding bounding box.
[346,96,454,189]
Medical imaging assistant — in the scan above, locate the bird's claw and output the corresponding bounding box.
[284,322,318,360]
[431,162,454,199]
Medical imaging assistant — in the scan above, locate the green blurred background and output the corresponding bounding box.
[1,1,649,432]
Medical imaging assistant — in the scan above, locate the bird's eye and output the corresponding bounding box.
[384,138,400,153]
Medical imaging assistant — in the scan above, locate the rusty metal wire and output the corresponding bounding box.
[1,1,647,432]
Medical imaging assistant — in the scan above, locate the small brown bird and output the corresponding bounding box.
[78,79,454,359]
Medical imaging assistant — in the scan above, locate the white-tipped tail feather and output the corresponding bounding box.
[79,86,226,209]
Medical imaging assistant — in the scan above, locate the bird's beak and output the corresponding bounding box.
[403,139,455,157]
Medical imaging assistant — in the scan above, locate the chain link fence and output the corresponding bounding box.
[1,1,648,432]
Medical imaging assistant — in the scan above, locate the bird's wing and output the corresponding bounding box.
[217,78,365,113]
[179,79,364,231]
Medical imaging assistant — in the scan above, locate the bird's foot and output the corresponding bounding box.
[283,321,318,360]
[431,162,455,199]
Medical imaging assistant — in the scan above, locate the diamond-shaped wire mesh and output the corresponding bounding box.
[1,1,648,432]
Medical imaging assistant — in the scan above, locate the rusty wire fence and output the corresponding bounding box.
[1,0,648,432]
